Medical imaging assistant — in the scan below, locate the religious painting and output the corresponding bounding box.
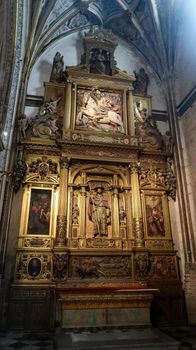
[27,189,52,235]
[150,255,178,279]
[27,257,42,277]
[144,195,166,238]
[75,87,124,133]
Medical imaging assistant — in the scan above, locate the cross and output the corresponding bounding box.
[102,309,111,324]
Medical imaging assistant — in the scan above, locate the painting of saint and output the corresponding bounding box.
[27,189,52,235]
[145,196,165,237]
[76,88,124,133]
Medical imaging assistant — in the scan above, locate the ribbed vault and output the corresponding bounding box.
[25,0,182,85]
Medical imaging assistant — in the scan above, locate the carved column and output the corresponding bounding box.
[130,164,144,247]
[69,185,74,238]
[80,172,87,238]
[113,175,120,238]
[124,187,132,240]
[55,157,70,246]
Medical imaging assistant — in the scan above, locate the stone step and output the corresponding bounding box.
[55,327,179,350]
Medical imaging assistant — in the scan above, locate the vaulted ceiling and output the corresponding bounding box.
[26,0,182,84]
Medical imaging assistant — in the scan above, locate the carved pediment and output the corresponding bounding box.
[26,156,59,184]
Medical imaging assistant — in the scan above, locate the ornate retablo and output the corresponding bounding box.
[12,27,181,329]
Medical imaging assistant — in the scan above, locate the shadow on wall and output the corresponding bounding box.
[75,31,86,65]
[33,60,52,96]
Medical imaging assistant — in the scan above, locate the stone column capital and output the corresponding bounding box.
[60,157,71,169]
[129,163,140,174]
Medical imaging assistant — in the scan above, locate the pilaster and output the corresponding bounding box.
[130,164,144,248]
[55,157,70,247]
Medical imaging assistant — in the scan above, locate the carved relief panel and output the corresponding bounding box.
[75,87,125,134]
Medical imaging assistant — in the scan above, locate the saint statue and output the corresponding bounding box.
[88,187,111,237]
[133,68,149,95]
[89,49,108,75]
[50,52,66,83]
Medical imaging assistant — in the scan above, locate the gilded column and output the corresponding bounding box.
[55,157,70,246]
[130,164,144,247]
[80,172,87,238]
[124,188,132,240]
[112,175,120,238]
[68,185,74,238]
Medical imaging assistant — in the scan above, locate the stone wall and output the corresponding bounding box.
[179,102,196,232]
[175,0,196,104]
[179,101,196,325]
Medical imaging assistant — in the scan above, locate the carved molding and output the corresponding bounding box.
[23,237,51,248]
[145,240,173,250]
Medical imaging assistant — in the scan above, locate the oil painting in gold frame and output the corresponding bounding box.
[27,188,52,235]
[142,191,171,239]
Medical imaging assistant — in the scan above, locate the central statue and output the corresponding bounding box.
[88,187,111,237]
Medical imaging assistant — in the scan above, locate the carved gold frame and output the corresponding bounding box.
[141,190,171,240]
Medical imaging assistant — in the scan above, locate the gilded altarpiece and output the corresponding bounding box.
[9,28,185,329]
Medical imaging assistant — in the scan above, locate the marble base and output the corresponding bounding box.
[58,288,158,328]
[62,308,150,328]
[55,327,179,350]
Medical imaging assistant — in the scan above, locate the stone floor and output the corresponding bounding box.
[161,326,196,350]
[0,331,53,349]
[0,326,195,350]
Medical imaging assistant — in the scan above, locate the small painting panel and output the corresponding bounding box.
[28,258,42,277]
[27,189,52,235]
[144,195,166,238]
[75,87,124,133]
